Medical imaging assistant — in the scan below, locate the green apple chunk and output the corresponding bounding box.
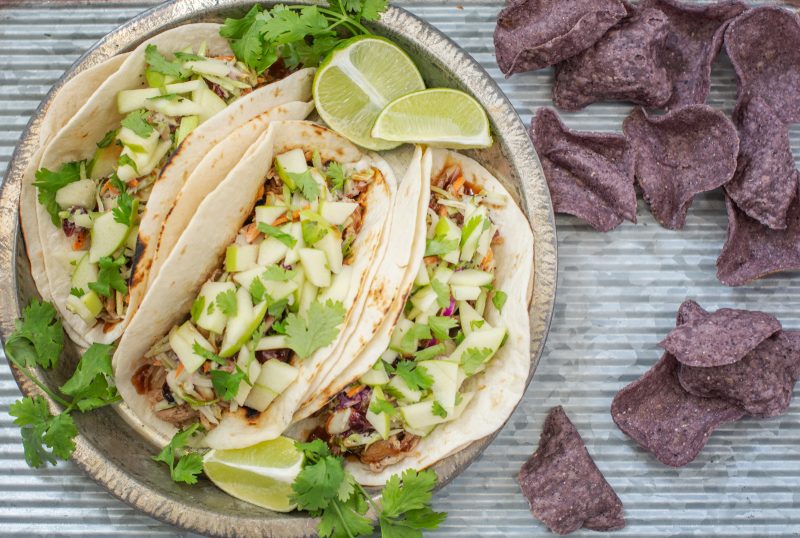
[474,223,495,262]
[418,360,459,413]
[414,264,430,286]
[184,59,230,77]
[321,201,358,225]
[450,285,481,301]
[460,206,488,262]
[71,253,99,292]
[219,289,268,358]
[315,231,343,274]
[450,325,507,366]
[256,334,289,350]
[66,291,103,323]
[191,86,228,122]
[89,211,132,262]
[169,321,214,374]
[175,115,200,145]
[56,179,96,210]
[298,248,331,288]
[366,387,391,439]
[399,400,448,430]
[258,237,289,266]
[255,205,286,227]
[89,143,122,181]
[244,359,299,412]
[149,96,203,117]
[458,300,484,336]
[196,281,236,334]
[360,362,389,386]
[318,265,352,304]
[118,125,159,155]
[274,149,308,190]
[435,216,461,264]
[283,222,304,265]
[117,80,203,113]
[410,285,437,313]
[449,269,493,287]
[388,375,422,404]
[226,244,258,273]
[297,280,318,316]
[389,318,414,351]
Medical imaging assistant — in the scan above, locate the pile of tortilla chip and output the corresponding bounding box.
[612,300,800,467]
[507,1,800,284]
[518,406,625,535]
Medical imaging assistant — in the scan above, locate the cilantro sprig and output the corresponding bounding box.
[293,439,445,538]
[152,423,204,484]
[33,161,84,226]
[285,299,346,358]
[5,302,120,468]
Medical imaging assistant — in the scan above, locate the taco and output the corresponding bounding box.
[22,23,314,349]
[294,149,534,486]
[113,121,425,449]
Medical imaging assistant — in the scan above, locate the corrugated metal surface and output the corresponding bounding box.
[1,1,800,536]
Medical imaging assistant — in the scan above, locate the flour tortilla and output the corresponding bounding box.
[114,121,400,448]
[23,23,313,349]
[345,149,534,486]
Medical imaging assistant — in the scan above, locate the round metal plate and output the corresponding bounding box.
[0,1,557,536]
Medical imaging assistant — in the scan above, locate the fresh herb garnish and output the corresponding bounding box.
[391,360,433,392]
[492,290,507,312]
[192,342,226,366]
[258,222,297,248]
[120,109,155,138]
[369,396,397,417]
[110,177,137,227]
[209,366,247,401]
[33,161,83,226]
[145,44,188,80]
[118,153,139,173]
[290,170,320,201]
[326,161,347,191]
[395,323,431,355]
[88,256,128,298]
[430,279,451,309]
[284,299,346,358]
[460,347,493,376]
[97,129,118,148]
[249,277,267,303]
[216,289,238,317]
[190,296,205,323]
[413,343,446,362]
[262,264,297,281]
[70,287,85,298]
[431,401,448,418]
[153,424,204,485]
[427,316,457,341]
[301,219,329,245]
[424,238,458,257]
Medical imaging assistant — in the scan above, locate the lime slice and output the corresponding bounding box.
[371,88,493,149]
[203,437,303,512]
[314,35,426,150]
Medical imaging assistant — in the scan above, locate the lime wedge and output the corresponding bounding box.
[314,35,426,150]
[203,437,303,512]
[371,88,493,149]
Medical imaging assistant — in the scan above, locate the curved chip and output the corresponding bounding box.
[623,105,739,229]
[553,5,672,111]
[678,331,800,418]
[641,0,746,107]
[716,194,800,286]
[611,352,745,467]
[725,94,799,230]
[725,7,800,124]
[660,306,781,367]
[531,107,636,232]
[518,406,625,535]
[494,0,627,76]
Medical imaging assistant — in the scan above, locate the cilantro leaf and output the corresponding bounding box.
[221,5,279,73]
[216,289,238,317]
[10,397,77,468]
[262,264,297,281]
[431,401,448,419]
[460,347,493,376]
[392,360,433,392]
[153,423,203,484]
[369,396,397,417]
[60,343,118,410]
[296,439,331,459]
[318,495,374,538]
[395,323,431,356]
[292,448,346,511]
[326,161,347,191]
[430,279,451,309]
[33,161,83,226]
[379,469,446,536]
[112,187,137,227]
[258,222,297,247]
[210,366,247,401]
[290,170,320,201]
[172,453,204,485]
[249,277,267,303]
[301,219,329,245]
[118,153,139,173]
[492,290,507,312]
[145,44,187,80]
[428,316,457,341]
[470,319,485,331]
[70,287,85,298]
[413,343,445,362]
[120,109,154,138]
[192,343,226,366]
[190,296,205,323]
[97,129,117,148]
[285,300,346,359]
[459,214,484,248]
[4,300,63,370]
[425,237,459,257]
[88,256,128,298]
[360,0,388,20]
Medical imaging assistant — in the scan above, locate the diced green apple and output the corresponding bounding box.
[418,360,459,412]
[410,285,437,313]
[388,375,422,404]
[192,86,228,122]
[117,80,203,113]
[399,400,447,430]
[256,334,289,351]
[431,265,454,285]
[283,222,304,265]
[449,269,493,287]
[298,248,331,287]
[315,231,343,274]
[244,359,299,411]
[450,285,481,301]
[434,216,461,264]
[381,349,398,364]
[89,211,132,262]
[184,59,230,77]
[88,143,122,180]
[366,387,391,439]
[297,279,318,317]
[474,289,488,317]
[274,149,308,190]
[225,244,258,272]
[55,179,97,210]
[321,201,358,225]
[257,237,289,266]
[474,223,495,261]
[169,321,213,374]
[318,265,352,303]
[66,291,103,323]
[149,96,203,117]
[389,318,414,351]
[255,205,286,227]
[450,326,507,366]
[450,391,475,421]
[175,115,200,145]
[219,289,268,358]
[75,212,94,229]
[460,207,487,262]
[195,281,236,334]
[458,301,484,336]
[262,278,299,302]
[243,384,277,412]
[118,125,160,155]
[360,362,389,386]
[71,253,99,291]
[414,264,430,286]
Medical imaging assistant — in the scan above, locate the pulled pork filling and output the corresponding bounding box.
[311,162,510,472]
[134,150,380,437]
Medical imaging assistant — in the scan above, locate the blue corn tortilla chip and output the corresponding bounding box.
[716,194,800,286]
[611,352,745,467]
[494,0,627,76]
[641,0,746,108]
[725,7,800,124]
[724,94,799,230]
[552,4,672,111]
[518,406,625,535]
[623,105,739,229]
[531,107,636,232]
[674,301,800,418]
[660,306,781,367]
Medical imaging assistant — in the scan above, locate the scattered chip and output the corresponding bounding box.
[725,94,799,230]
[611,352,745,467]
[494,0,627,76]
[725,7,800,124]
[518,406,625,535]
[716,195,800,286]
[531,107,636,232]
[623,105,739,230]
[552,5,672,111]
[641,0,746,107]
[660,306,781,367]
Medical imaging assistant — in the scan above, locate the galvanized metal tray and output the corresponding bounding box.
[1,0,799,536]
[0,0,556,536]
